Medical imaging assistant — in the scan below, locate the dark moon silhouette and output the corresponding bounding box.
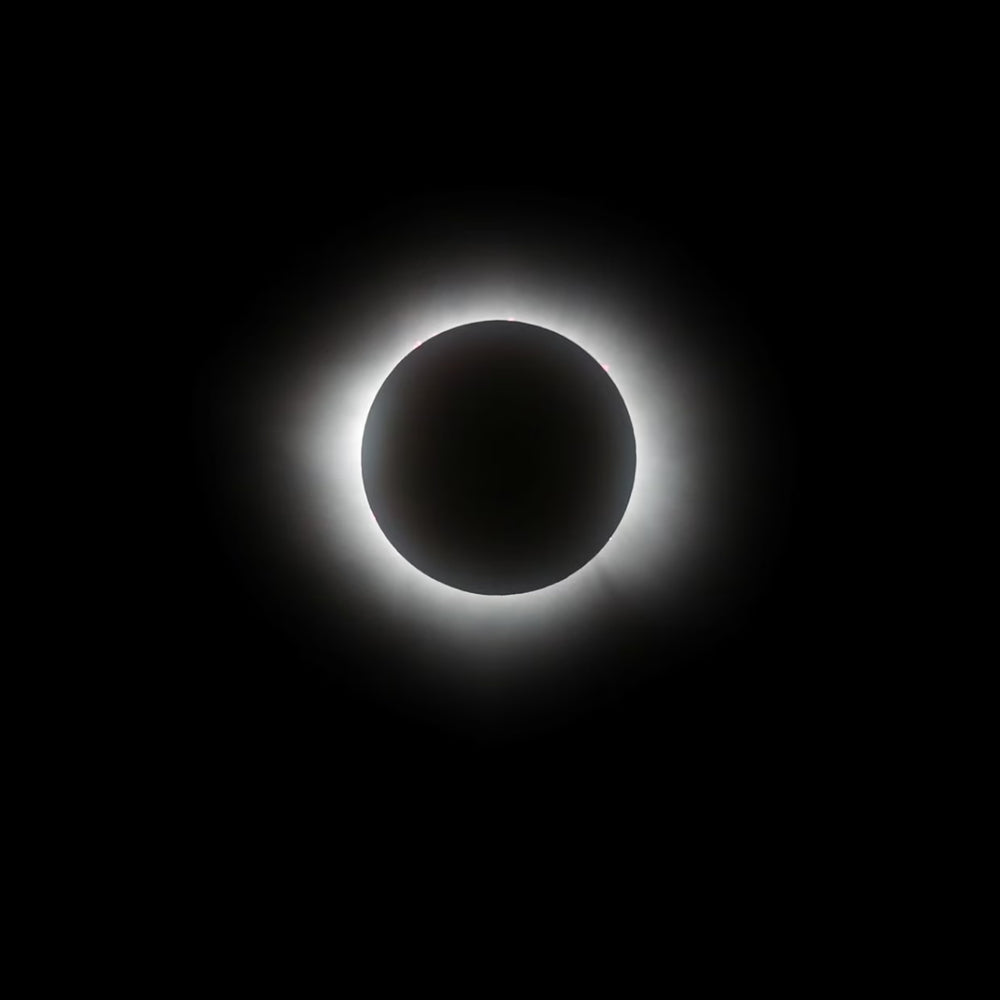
[361,320,636,595]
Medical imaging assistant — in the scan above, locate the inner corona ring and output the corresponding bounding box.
[361,320,637,595]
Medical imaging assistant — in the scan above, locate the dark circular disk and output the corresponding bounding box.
[361,320,636,595]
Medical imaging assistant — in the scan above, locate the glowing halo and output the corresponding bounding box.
[300,314,690,659]
[226,221,758,688]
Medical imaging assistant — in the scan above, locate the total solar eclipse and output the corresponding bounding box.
[212,196,777,691]
[361,320,637,595]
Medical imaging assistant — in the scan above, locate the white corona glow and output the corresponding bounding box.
[278,266,716,675]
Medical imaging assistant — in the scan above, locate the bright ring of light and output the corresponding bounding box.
[261,251,726,679]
